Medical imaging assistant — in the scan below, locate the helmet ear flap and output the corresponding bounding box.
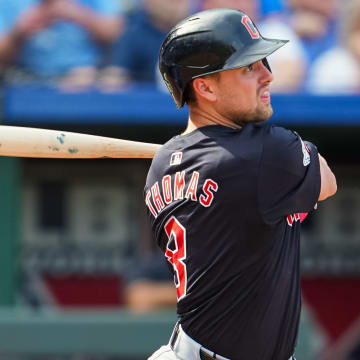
[262,58,272,73]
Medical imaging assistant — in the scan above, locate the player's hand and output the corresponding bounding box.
[318,153,337,201]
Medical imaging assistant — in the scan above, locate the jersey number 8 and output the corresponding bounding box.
[164,216,187,301]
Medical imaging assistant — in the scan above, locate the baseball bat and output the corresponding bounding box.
[0,125,162,159]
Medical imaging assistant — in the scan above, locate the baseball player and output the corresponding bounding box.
[144,8,337,360]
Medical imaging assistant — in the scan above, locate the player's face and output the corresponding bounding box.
[213,60,274,126]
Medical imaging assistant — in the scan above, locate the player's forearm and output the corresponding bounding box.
[318,153,337,201]
[126,281,176,312]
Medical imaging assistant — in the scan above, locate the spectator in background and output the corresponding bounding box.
[124,250,176,313]
[201,0,308,92]
[100,0,193,91]
[285,0,339,66]
[307,0,360,94]
[0,0,124,90]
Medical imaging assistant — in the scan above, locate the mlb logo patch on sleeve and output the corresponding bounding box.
[300,139,310,166]
[170,152,182,166]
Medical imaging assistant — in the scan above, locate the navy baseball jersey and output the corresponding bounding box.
[144,124,320,360]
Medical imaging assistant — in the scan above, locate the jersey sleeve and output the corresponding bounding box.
[257,125,321,224]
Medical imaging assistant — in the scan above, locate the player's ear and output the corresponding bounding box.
[192,76,217,103]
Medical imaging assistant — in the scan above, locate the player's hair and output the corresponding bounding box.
[183,81,197,105]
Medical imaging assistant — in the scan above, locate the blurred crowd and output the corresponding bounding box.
[0,0,359,94]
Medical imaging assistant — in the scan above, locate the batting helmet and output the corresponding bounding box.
[159,8,288,108]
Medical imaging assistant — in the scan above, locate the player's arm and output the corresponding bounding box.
[258,126,322,223]
[125,280,176,313]
[318,153,337,201]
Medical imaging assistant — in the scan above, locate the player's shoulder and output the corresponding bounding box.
[256,124,311,170]
[259,124,316,175]
[151,124,298,161]
[259,123,299,147]
[239,123,298,152]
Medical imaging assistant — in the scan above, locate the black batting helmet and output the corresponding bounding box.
[159,8,288,108]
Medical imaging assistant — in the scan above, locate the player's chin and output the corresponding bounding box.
[255,104,273,123]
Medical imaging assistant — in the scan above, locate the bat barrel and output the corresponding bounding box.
[0,126,162,159]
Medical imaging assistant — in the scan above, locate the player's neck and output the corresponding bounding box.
[183,105,241,135]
